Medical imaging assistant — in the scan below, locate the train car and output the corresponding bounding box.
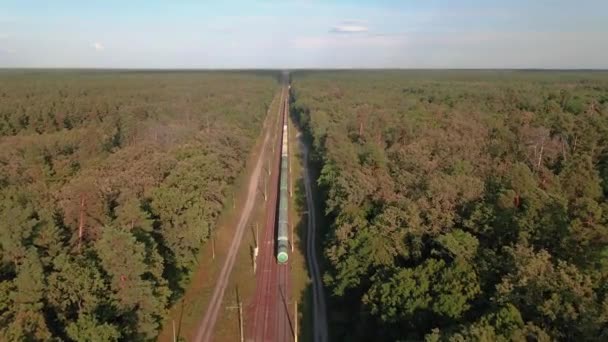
[277,102,289,264]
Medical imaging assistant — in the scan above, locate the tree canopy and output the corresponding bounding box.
[291,70,608,341]
[0,70,276,341]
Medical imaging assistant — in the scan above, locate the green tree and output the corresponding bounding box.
[1,248,51,341]
[95,226,168,339]
[65,314,120,342]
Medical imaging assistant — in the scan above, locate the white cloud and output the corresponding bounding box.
[330,20,369,34]
[91,42,104,51]
[291,34,404,50]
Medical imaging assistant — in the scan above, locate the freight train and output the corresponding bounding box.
[276,96,289,264]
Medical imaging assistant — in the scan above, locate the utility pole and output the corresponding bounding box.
[253,223,259,274]
[172,319,176,342]
[239,299,244,342]
[294,300,298,342]
[227,286,244,342]
[291,222,294,252]
[253,251,257,274]
[259,174,267,202]
[211,233,216,261]
[264,176,267,202]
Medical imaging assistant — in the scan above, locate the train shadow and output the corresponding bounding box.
[292,135,322,341]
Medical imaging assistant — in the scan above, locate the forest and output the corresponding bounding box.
[0,70,276,341]
[290,71,608,341]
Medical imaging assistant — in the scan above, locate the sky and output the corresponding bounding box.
[0,0,607,69]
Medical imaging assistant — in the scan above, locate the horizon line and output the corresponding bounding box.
[1,67,607,72]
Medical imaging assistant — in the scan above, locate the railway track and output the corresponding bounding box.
[248,84,293,342]
[276,93,293,342]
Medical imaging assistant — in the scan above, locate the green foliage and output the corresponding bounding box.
[96,226,168,339]
[365,260,443,323]
[0,71,276,340]
[496,244,600,339]
[291,70,608,341]
[1,249,51,340]
[430,304,552,342]
[65,314,120,342]
[0,188,40,264]
[435,229,479,261]
[47,254,107,320]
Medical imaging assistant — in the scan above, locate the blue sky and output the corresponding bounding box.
[0,0,606,68]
